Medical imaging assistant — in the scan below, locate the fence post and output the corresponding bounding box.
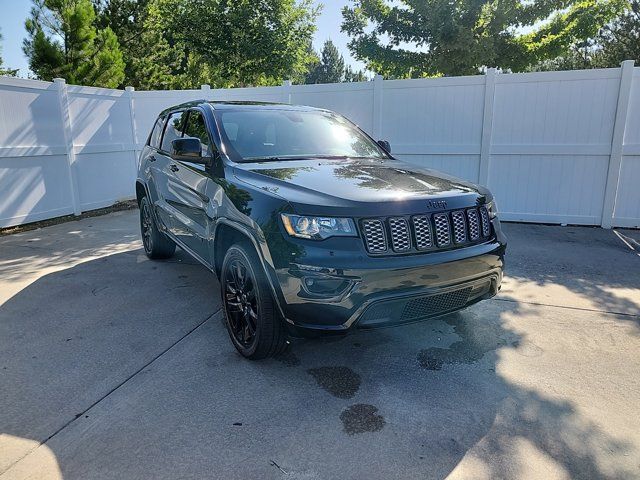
[478,68,497,186]
[54,78,81,216]
[125,86,139,185]
[602,60,634,229]
[201,84,211,101]
[125,86,137,149]
[372,74,383,139]
[282,80,292,104]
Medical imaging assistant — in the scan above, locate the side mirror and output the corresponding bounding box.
[377,140,391,154]
[171,138,210,165]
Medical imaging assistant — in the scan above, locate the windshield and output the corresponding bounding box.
[216,109,389,162]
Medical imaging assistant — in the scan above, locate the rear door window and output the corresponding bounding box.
[160,111,186,152]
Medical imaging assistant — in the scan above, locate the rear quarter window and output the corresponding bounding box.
[149,116,165,149]
[161,111,186,152]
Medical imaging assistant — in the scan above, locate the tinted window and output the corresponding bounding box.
[149,116,165,149]
[161,111,186,152]
[217,109,387,162]
[183,110,212,157]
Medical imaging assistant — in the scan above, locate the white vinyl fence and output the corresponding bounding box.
[0,62,638,229]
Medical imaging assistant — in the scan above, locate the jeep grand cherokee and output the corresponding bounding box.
[136,101,506,359]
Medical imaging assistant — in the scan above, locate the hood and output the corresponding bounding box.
[233,158,490,216]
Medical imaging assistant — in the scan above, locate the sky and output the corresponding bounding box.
[0,0,366,78]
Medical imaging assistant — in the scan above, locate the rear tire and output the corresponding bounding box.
[139,196,176,259]
[221,243,287,359]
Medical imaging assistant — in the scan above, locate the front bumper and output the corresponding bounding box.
[266,232,506,334]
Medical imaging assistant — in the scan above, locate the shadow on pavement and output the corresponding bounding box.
[501,223,640,323]
[1,244,636,479]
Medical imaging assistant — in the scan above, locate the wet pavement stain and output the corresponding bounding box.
[275,348,300,367]
[417,354,444,371]
[418,314,515,370]
[307,366,361,399]
[340,404,385,435]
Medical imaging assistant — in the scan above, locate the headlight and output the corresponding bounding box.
[281,214,357,240]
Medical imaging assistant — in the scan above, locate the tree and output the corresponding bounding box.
[23,0,125,87]
[527,0,638,71]
[306,40,345,83]
[93,0,189,89]
[527,47,598,72]
[93,0,156,88]
[0,29,19,77]
[305,39,368,84]
[341,0,628,77]
[597,0,640,65]
[344,64,367,82]
[149,0,320,89]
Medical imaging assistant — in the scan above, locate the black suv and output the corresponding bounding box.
[136,101,506,359]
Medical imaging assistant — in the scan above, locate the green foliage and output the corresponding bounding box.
[344,65,367,82]
[0,29,19,76]
[597,0,640,65]
[23,0,125,87]
[527,47,596,72]
[528,0,638,71]
[519,0,629,61]
[341,0,628,77]
[144,0,320,89]
[305,39,368,84]
[93,0,160,89]
[306,40,346,83]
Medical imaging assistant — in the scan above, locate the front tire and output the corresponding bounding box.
[139,196,176,259]
[221,244,287,359]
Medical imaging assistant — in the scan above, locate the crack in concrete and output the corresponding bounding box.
[492,297,639,318]
[0,308,221,476]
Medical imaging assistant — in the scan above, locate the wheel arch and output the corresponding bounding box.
[214,222,256,278]
[135,180,147,205]
[213,220,289,323]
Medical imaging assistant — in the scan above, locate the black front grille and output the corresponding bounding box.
[360,206,491,255]
[412,215,433,250]
[433,213,451,247]
[362,219,386,253]
[401,287,472,321]
[388,217,411,252]
[479,206,491,237]
[451,211,467,244]
[357,285,476,326]
[467,209,480,241]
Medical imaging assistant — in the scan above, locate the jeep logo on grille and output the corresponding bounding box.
[426,200,447,210]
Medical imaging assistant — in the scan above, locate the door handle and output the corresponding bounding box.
[170,164,179,172]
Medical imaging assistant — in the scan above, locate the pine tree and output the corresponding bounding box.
[305,40,346,84]
[23,0,125,87]
[344,65,367,82]
[94,0,177,89]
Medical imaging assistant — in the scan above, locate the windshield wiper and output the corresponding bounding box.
[241,154,379,162]
[242,156,308,162]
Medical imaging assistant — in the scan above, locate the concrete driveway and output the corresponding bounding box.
[1,210,639,480]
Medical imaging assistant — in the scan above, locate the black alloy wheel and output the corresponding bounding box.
[224,257,259,348]
[221,244,287,359]
[138,196,176,259]
[141,200,153,253]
